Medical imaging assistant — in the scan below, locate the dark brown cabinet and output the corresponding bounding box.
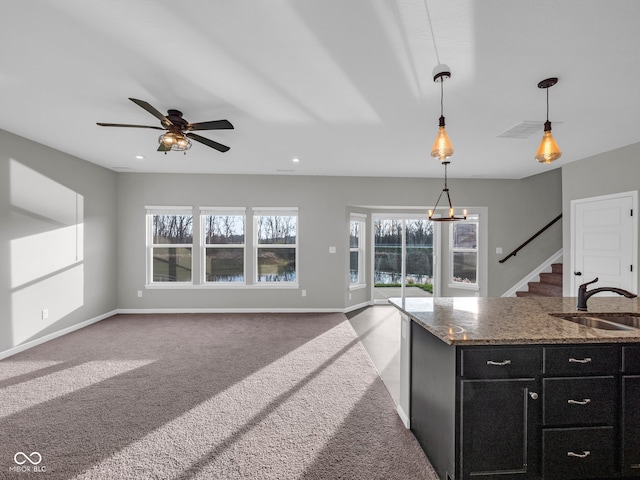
[542,345,620,479]
[622,346,640,477]
[410,323,640,480]
[461,378,540,478]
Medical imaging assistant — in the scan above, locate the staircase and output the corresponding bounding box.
[516,263,563,297]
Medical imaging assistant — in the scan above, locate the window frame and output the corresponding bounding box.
[146,206,194,286]
[349,214,366,289]
[448,214,480,290]
[200,207,246,285]
[253,208,299,286]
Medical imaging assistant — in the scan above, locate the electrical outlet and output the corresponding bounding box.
[42,309,49,320]
[301,290,307,297]
[349,293,352,300]
[137,290,143,298]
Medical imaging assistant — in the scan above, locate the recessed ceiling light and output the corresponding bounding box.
[292,157,300,163]
[135,155,145,160]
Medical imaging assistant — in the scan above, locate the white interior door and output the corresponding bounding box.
[571,191,637,295]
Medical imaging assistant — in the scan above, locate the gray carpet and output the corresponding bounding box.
[0,313,437,479]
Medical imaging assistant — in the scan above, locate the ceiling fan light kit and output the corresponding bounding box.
[97,98,233,154]
[535,77,562,164]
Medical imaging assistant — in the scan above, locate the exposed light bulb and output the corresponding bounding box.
[535,122,562,164]
[431,119,454,162]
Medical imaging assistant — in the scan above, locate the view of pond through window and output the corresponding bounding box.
[373,218,433,299]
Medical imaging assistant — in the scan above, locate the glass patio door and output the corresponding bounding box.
[373,216,434,302]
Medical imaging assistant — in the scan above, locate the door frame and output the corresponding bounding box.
[570,190,638,295]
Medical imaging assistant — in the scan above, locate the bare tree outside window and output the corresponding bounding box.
[204,214,245,282]
[451,219,478,284]
[150,214,193,282]
[256,214,297,282]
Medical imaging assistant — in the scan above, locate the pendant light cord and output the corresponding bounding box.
[424,0,441,65]
[546,87,550,121]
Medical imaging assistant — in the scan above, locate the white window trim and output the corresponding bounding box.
[448,215,480,291]
[200,207,247,285]
[146,206,194,286]
[349,214,367,290]
[253,208,299,286]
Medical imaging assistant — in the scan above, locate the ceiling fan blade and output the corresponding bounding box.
[186,133,230,152]
[186,119,234,131]
[128,98,172,126]
[157,143,171,152]
[97,122,164,130]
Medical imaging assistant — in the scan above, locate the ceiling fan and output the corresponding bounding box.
[97,98,233,153]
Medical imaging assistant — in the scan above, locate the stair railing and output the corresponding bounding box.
[499,213,562,263]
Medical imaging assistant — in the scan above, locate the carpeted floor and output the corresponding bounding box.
[0,313,437,479]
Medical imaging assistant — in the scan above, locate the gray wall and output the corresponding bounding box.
[0,130,118,352]
[562,141,640,294]
[117,168,562,310]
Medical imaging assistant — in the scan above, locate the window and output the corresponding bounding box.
[450,216,478,288]
[254,209,298,283]
[147,207,193,283]
[350,215,366,287]
[201,208,245,283]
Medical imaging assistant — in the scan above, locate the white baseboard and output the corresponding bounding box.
[116,307,345,314]
[502,249,563,297]
[0,310,118,361]
[397,404,410,429]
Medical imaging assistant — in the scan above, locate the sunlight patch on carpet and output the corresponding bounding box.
[73,321,379,480]
[0,360,156,418]
[0,360,63,381]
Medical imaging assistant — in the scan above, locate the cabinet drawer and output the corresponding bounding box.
[460,347,541,378]
[543,427,615,479]
[544,345,619,376]
[543,376,616,426]
[623,346,640,374]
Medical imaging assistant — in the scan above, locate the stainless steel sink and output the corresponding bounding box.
[549,312,640,331]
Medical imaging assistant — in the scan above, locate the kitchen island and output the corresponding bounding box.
[390,296,640,480]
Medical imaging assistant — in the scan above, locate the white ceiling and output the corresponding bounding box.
[2,0,640,179]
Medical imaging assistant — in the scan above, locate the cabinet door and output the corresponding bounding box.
[460,378,540,479]
[623,376,640,477]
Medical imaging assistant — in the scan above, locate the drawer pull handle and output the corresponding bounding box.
[486,360,511,366]
[568,398,591,405]
[567,451,591,459]
[568,357,592,364]
[631,464,640,469]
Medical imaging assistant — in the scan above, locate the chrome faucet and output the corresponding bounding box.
[577,277,637,311]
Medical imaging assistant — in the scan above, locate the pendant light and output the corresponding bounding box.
[535,77,562,164]
[430,64,454,162]
[428,161,467,221]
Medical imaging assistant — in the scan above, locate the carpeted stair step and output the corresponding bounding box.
[516,262,564,297]
[527,281,563,296]
[539,272,562,286]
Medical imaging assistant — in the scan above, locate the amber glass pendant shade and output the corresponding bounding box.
[431,121,454,162]
[535,121,562,164]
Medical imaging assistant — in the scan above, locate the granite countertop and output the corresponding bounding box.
[390,296,640,346]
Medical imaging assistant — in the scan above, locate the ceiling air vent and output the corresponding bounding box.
[497,121,545,139]
[498,121,563,139]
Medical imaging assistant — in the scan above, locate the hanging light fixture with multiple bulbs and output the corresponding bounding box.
[535,77,562,164]
[423,0,466,222]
